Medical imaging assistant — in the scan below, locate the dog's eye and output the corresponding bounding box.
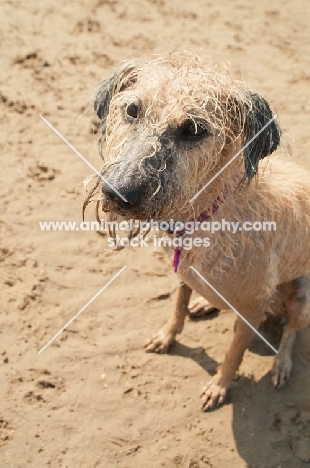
[126,103,138,118]
[183,122,206,137]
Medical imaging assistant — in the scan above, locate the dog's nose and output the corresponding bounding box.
[102,180,142,210]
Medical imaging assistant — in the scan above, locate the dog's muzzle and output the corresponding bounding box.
[101,135,171,217]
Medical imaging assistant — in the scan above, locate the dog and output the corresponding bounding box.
[91,51,310,411]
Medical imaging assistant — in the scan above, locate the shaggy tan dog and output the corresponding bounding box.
[90,52,310,411]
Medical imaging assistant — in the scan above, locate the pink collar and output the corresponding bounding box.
[172,193,226,272]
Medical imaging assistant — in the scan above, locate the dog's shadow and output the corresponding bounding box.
[170,317,310,467]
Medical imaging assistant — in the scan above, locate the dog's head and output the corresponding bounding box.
[94,52,281,221]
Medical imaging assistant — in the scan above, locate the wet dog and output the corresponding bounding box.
[91,51,310,411]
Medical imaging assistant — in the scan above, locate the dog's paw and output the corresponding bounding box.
[189,297,219,320]
[200,379,227,411]
[145,329,174,354]
[271,353,292,389]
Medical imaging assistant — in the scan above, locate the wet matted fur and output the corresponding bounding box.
[88,51,310,411]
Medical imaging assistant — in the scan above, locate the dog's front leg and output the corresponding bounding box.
[145,283,192,353]
[201,313,263,411]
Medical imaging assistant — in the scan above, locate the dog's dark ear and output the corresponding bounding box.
[94,60,142,129]
[243,93,281,182]
[94,75,115,122]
